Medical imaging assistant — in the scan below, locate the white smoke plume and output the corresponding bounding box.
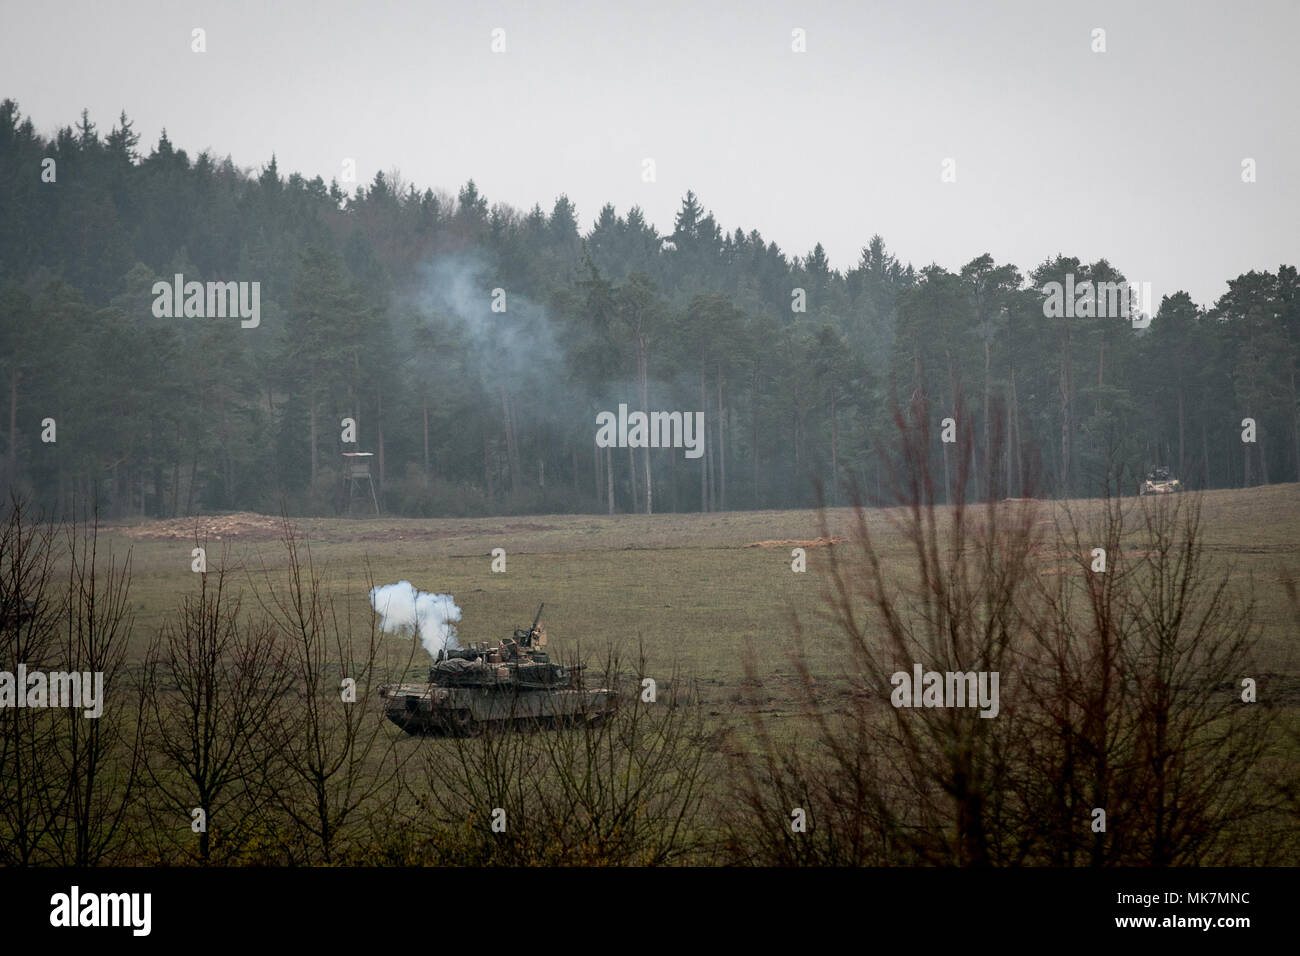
[370,581,461,658]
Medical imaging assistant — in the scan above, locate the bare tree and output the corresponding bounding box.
[1119,495,1272,864]
[254,519,412,863]
[729,389,1282,866]
[46,509,144,865]
[139,547,290,864]
[0,497,62,864]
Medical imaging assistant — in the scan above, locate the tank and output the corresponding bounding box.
[378,604,617,736]
[1140,466,1182,495]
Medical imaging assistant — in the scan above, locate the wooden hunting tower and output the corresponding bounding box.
[343,452,380,515]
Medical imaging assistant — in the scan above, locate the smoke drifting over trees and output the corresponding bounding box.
[2,100,1298,519]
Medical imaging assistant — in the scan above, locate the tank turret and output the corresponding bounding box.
[378,604,616,735]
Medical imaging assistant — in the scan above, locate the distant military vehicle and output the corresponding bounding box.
[1140,467,1182,495]
[378,604,617,736]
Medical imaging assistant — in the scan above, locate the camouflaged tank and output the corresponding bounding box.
[378,605,616,736]
[1140,466,1182,495]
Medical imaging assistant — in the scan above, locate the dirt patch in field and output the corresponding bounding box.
[118,516,559,545]
[118,512,286,542]
[746,536,845,549]
[352,521,557,543]
[352,525,477,543]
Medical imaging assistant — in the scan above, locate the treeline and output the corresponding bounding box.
[2,99,1298,518]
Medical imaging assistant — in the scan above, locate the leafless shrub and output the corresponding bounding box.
[137,546,291,864]
[0,496,63,864]
[1024,491,1275,864]
[251,518,414,864]
[1258,570,1300,862]
[730,389,1283,866]
[45,508,142,865]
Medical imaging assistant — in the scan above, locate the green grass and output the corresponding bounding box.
[99,483,1300,706]
[13,484,1297,865]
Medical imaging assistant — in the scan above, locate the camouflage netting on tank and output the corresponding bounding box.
[430,658,493,685]
[514,662,568,687]
[424,656,572,688]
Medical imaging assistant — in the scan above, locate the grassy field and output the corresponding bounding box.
[101,482,1300,710]
[7,483,1295,866]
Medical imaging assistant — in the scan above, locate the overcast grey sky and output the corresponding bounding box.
[2,0,1295,308]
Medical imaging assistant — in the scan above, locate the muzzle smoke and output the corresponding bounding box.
[370,581,461,658]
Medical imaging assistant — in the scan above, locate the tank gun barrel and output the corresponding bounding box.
[514,603,545,647]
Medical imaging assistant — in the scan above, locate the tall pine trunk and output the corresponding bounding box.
[1004,379,1016,498]
[6,368,17,492]
[1291,366,1300,482]
[640,345,652,514]
[946,351,958,504]
[376,384,385,498]
[500,386,519,496]
[750,364,760,507]
[943,427,952,505]
[983,337,991,502]
[705,386,715,512]
[716,371,726,511]
[829,389,838,506]
[171,420,181,517]
[605,445,614,514]
[1175,383,1185,481]
[1242,410,1251,487]
[669,441,678,512]
[1201,416,1210,490]
[699,372,710,512]
[185,440,199,516]
[309,361,318,486]
[627,442,638,513]
[1059,324,1073,498]
[422,391,430,478]
[1007,310,1022,497]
